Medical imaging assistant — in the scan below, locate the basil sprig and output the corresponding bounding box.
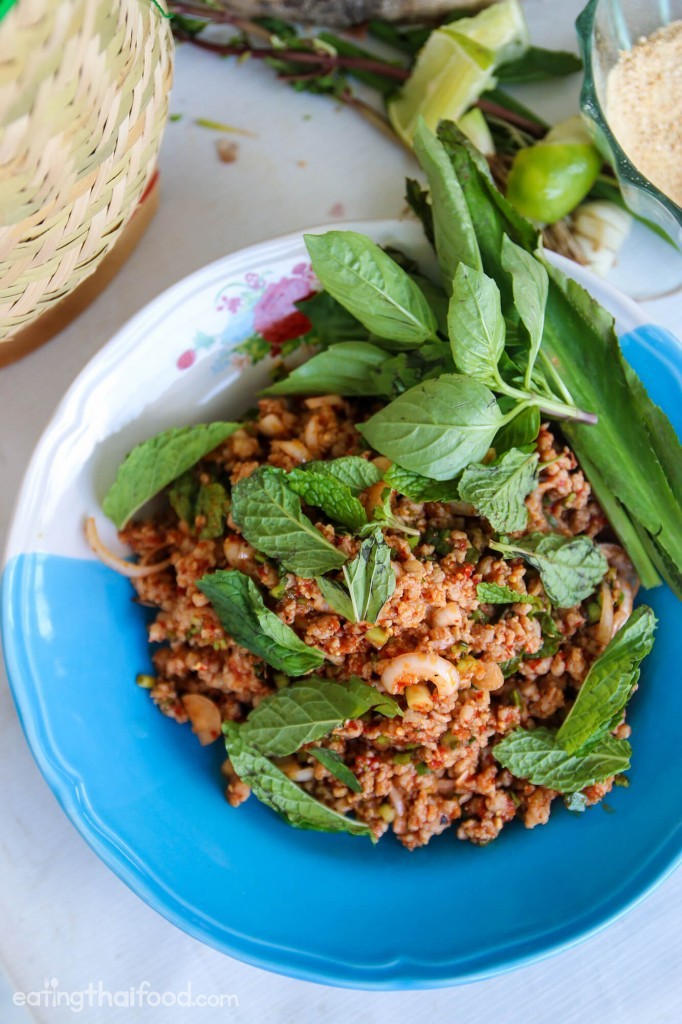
[231,467,347,577]
[490,533,608,607]
[103,422,239,528]
[197,570,324,675]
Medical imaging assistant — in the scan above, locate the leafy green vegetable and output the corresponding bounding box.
[557,606,656,753]
[304,231,439,346]
[359,374,503,480]
[500,234,548,387]
[295,289,368,348]
[264,342,392,397]
[412,119,482,286]
[490,532,607,607]
[459,448,539,532]
[239,675,400,756]
[447,263,505,387]
[431,121,682,596]
[476,582,542,607]
[286,468,367,531]
[384,463,461,503]
[492,726,631,792]
[496,46,582,84]
[531,609,563,658]
[103,422,239,528]
[197,570,325,674]
[304,456,382,494]
[493,404,540,454]
[316,575,357,621]
[224,722,373,839]
[168,471,199,524]
[309,747,362,792]
[195,481,230,539]
[360,485,420,537]
[342,529,396,624]
[231,467,347,577]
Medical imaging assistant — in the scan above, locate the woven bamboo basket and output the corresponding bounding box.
[0,0,174,356]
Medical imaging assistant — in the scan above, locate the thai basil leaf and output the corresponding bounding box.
[459,448,539,533]
[359,374,503,480]
[195,481,230,539]
[557,606,656,753]
[231,467,347,577]
[476,583,543,608]
[412,119,482,287]
[500,235,548,383]
[304,231,439,346]
[304,456,382,495]
[342,529,396,624]
[103,422,240,528]
[309,748,362,792]
[264,342,392,397]
[490,533,608,607]
[447,263,505,388]
[197,570,325,674]
[316,575,357,622]
[493,405,541,454]
[384,464,461,503]
[492,726,631,793]
[286,468,367,531]
[223,722,373,839]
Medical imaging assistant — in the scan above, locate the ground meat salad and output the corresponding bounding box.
[112,395,644,850]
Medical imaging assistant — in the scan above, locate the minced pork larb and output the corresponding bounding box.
[115,397,640,849]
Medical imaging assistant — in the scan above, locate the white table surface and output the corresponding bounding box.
[1,2,681,1021]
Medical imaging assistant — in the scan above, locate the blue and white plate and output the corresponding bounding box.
[2,221,681,989]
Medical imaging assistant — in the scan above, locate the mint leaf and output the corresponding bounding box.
[305,456,382,494]
[492,727,631,792]
[224,723,373,839]
[532,609,563,657]
[304,231,438,347]
[557,606,656,754]
[195,481,230,539]
[169,471,199,524]
[103,422,239,528]
[412,120,482,287]
[197,570,325,675]
[490,533,608,607]
[476,582,542,608]
[231,467,347,577]
[447,264,505,388]
[359,486,420,537]
[240,676,400,756]
[500,235,548,385]
[309,748,362,793]
[265,342,392,397]
[384,464,460,503]
[459,448,539,532]
[359,374,503,481]
[287,468,367,531]
[496,46,583,84]
[343,530,396,624]
[316,575,357,622]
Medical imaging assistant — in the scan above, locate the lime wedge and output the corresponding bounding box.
[389,31,495,146]
[457,107,495,156]
[444,0,530,66]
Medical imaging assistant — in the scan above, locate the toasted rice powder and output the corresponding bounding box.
[122,396,637,849]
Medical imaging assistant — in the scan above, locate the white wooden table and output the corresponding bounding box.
[1,3,680,1020]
